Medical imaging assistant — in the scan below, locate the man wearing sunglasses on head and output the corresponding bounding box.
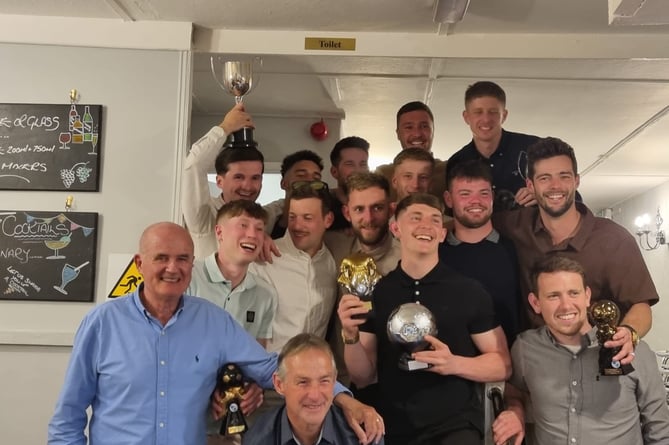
[250,183,339,415]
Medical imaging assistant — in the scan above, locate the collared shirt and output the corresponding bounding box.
[250,233,337,353]
[439,229,521,345]
[47,288,278,445]
[447,129,539,196]
[326,231,401,277]
[188,252,277,339]
[511,326,669,445]
[242,404,371,445]
[495,202,660,328]
[182,125,228,259]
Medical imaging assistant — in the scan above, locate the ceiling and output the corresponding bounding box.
[3,0,669,212]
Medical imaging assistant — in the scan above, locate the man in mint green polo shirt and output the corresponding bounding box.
[188,199,276,347]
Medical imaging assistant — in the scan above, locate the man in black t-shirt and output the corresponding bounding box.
[338,193,511,445]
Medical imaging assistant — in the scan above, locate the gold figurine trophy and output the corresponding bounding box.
[216,363,248,436]
[590,300,634,376]
[338,253,382,319]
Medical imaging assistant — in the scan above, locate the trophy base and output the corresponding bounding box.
[398,353,430,371]
[225,127,258,149]
[599,349,635,376]
[352,301,373,320]
[219,401,248,436]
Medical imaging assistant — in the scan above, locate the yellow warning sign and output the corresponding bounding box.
[108,258,143,298]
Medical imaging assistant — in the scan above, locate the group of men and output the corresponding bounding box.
[47,81,669,445]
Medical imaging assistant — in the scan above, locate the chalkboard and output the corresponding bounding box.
[0,103,102,191]
[0,211,98,302]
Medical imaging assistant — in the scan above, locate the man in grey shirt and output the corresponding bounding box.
[493,255,669,445]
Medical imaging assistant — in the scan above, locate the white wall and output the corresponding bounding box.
[611,181,669,353]
[0,42,190,444]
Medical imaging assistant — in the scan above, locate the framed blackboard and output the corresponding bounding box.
[0,103,102,191]
[0,211,98,302]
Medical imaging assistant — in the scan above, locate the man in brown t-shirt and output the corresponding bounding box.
[495,137,658,368]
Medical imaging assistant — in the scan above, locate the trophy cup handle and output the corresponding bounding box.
[210,56,230,95]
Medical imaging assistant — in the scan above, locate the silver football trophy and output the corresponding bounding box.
[387,302,438,371]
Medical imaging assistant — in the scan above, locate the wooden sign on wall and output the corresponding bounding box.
[0,103,102,191]
[0,211,98,302]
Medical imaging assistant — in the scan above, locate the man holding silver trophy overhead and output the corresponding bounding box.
[182,59,265,259]
[338,193,511,445]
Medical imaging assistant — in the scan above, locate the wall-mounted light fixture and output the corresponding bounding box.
[634,208,666,250]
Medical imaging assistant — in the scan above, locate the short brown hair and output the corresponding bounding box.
[530,255,586,294]
[394,193,443,219]
[287,183,332,215]
[276,333,336,379]
[216,200,268,225]
[527,137,578,180]
[392,147,435,168]
[342,172,390,198]
[464,81,506,106]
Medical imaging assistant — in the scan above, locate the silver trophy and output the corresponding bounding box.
[210,58,258,149]
[387,302,438,371]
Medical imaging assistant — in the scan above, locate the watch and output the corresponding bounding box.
[620,324,639,348]
[341,330,360,345]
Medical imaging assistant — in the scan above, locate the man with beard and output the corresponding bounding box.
[440,160,521,345]
[494,137,658,366]
[325,172,401,388]
[492,256,669,445]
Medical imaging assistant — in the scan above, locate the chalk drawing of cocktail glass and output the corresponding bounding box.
[88,132,99,155]
[53,261,90,295]
[59,132,72,150]
[44,234,71,259]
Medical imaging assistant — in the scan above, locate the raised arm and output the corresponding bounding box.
[338,293,378,388]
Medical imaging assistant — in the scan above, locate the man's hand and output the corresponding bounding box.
[492,409,524,445]
[605,326,636,365]
[257,233,281,264]
[211,388,225,420]
[220,102,254,135]
[239,383,264,416]
[411,335,457,375]
[338,294,370,338]
[514,187,536,207]
[334,393,385,444]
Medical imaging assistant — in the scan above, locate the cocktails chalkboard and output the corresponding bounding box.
[0,104,102,191]
[0,211,98,302]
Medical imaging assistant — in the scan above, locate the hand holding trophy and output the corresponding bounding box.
[210,57,259,149]
[216,363,248,436]
[590,300,634,376]
[387,302,438,371]
[338,253,382,319]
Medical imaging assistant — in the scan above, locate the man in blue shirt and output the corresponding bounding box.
[47,222,384,445]
[244,333,384,445]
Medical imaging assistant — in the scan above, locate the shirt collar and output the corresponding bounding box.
[131,284,186,326]
[532,201,595,251]
[396,260,448,285]
[280,407,335,445]
[542,325,597,352]
[203,253,256,290]
[446,228,500,246]
[352,232,397,262]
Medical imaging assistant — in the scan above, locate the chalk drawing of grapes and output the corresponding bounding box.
[60,162,93,188]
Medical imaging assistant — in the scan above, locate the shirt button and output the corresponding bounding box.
[571,438,576,443]
[570,407,576,413]
[572,355,577,360]
[571,380,577,386]
[160,391,165,396]
[490,163,494,167]
[159,422,165,428]
[160,360,166,366]
[414,281,419,285]
[415,291,420,296]
[161,331,166,336]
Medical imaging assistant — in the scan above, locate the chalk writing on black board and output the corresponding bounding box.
[0,211,98,302]
[0,104,102,191]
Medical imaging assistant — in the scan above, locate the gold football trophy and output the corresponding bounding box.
[216,363,248,435]
[338,253,382,319]
[590,300,634,376]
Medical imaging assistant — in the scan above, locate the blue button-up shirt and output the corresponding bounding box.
[48,289,280,445]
